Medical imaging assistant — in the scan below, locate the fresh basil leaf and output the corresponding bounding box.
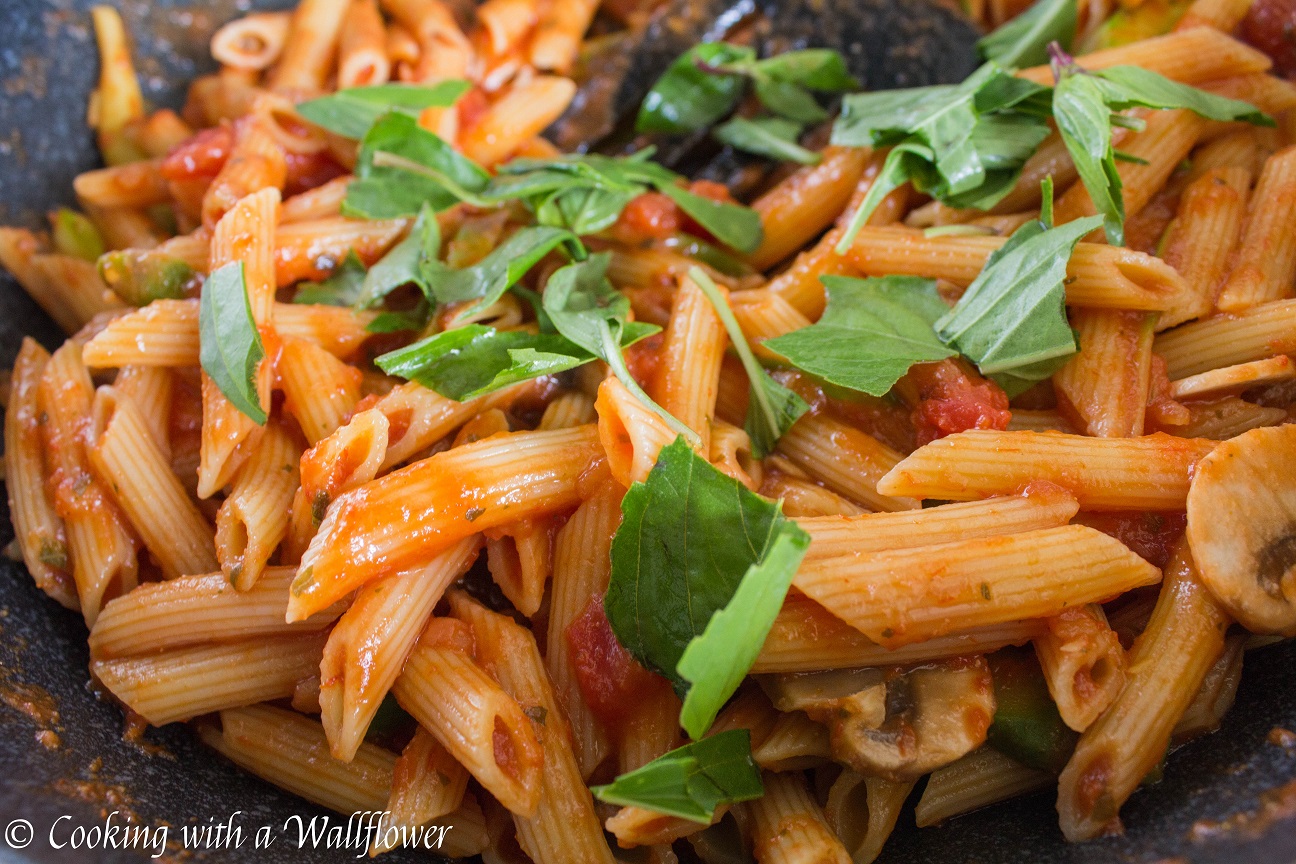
[935,215,1102,382]
[297,81,471,139]
[753,49,858,92]
[358,204,443,307]
[765,275,955,397]
[989,352,1075,398]
[293,251,367,306]
[1052,70,1126,244]
[199,262,266,425]
[606,437,798,690]
[343,112,490,219]
[658,184,763,254]
[366,302,430,334]
[677,526,810,738]
[590,730,763,823]
[637,43,754,134]
[690,267,807,458]
[753,78,829,124]
[978,0,1077,69]
[713,116,820,165]
[427,225,583,316]
[537,186,640,236]
[835,139,929,253]
[1093,65,1274,126]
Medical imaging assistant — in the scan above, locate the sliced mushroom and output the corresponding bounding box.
[813,657,996,781]
[1187,424,1296,634]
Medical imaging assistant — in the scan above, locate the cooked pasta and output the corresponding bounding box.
[5,2,1294,860]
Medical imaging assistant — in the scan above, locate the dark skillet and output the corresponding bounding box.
[1,2,1295,862]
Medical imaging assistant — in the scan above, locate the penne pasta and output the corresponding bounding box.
[278,337,363,444]
[211,12,291,71]
[338,0,391,88]
[651,273,727,453]
[1154,298,1296,378]
[1017,27,1271,86]
[1160,166,1251,329]
[267,0,350,92]
[914,747,1052,828]
[1054,310,1157,437]
[1216,145,1296,311]
[741,771,851,864]
[778,413,917,512]
[1034,605,1128,733]
[215,420,301,589]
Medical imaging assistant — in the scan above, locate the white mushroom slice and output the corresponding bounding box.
[818,657,996,781]
[1187,424,1296,634]
[757,667,886,714]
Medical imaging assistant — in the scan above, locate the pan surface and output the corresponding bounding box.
[0,2,1294,862]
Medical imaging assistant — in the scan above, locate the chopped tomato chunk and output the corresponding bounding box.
[160,125,233,182]
[612,192,681,243]
[566,594,670,730]
[1080,511,1187,569]
[1242,0,1296,79]
[907,360,1011,446]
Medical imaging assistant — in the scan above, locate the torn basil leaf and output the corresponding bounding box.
[297,80,471,140]
[199,262,266,425]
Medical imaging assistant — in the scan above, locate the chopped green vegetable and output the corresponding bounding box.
[690,267,807,458]
[199,262,266,425]
[713,116,821,165]
[98,250,198,306]
[636,43,755,134]
[986,647,1078,774]
[51,209,105,262]
[426,225,583,318]
[590,730,763,823]
[297,81,471,139]
[764,275,955,397]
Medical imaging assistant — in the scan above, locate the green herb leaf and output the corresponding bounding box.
[375,322,657,400]
[590,730,763,823]
[366,301,430,334]
[752,78,829,124]
[713,116,821,165]
[657,183,763,254]
[935,215,1102,387]
[978,0,1077,68]
[606,438,799,692]
[343,112,490,219]
[1093,65,1274,125]
[690,267,807,458]
[751,49,858,93]
[765,275,955,396]
[357,204,442,308]
[292,251,367,306]
[636,43,754,134]
[677,526,810,738]
[1052,70,1128,244]
[297,81,471,139]
[427,225,583,316]
[199,262,266,425]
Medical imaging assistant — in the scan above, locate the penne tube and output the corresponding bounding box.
[39,342,139,626]
[93,632,326,726]
[460,76,578,167]
[29,254,124,334]
[794,524,1161,647]
[762,471,867,517]
[797,485,1079,560]
[1154,298,1296,378]
[1176,0,1257,31]
[1017,27,1271,85]
[112,365,173,459]
[278,337,363,444]
[290,425,602,620]
[846,226,1190,311]
[372,728,470,855]
[777,413,917,512]
[731,289,813,360]
[749,146,871,271]
[478,0,539,56]
[267,0,350,92]
[74,161,169,209]
[1054,110,1207,237]
[1054,310,1157,437]
[1170,395,1287,439]
[276,215,409,283]
[1006,409,1076,433]
[485,516,555,618]
[1057,542,1230,841]
[824,769,915,864]
[450,592,616,864]
[205,704,394,814]
[88,567,342,660]
[596,376,678,487]
[90,386,217,579]
[392,620,544,817]
[202,113,288,229]
[651,273,727,453]
[1034,605,1128,733]
[1216,146,1296,311]
[877,430,1217,510]
[1160,166,1251,329]
[742,771,851,864]
[755,592,1038,673]
[380,0,471,82]
[216,420,301,589]
[210,12,291,71]
[617,682,684,775]
[5,339,77,610]
[338,0,391,88]
[914,747,1052,828]
[320,538,480,761]
[279,175,352,222]
[1173,632,1246,743]
[752,711,831,771]
[1170,355,1296,400]
[530,0,598,72]
[537,389,596,430]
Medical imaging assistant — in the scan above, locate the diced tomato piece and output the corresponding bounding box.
[284,150,347,197]
[566,594,670,730]
[1243,0,1296,79]
[612,192,681,244]
[908,360,1011,447]
[160,124,233,182]
[624,331,664,390]
[457,87,491,133]
[1080,511,1187,569]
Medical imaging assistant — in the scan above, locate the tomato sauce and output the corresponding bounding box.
[1080,511,1187,569]
[907,360,1011,446]
[565,594,671,730]
[160,124,233,182]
